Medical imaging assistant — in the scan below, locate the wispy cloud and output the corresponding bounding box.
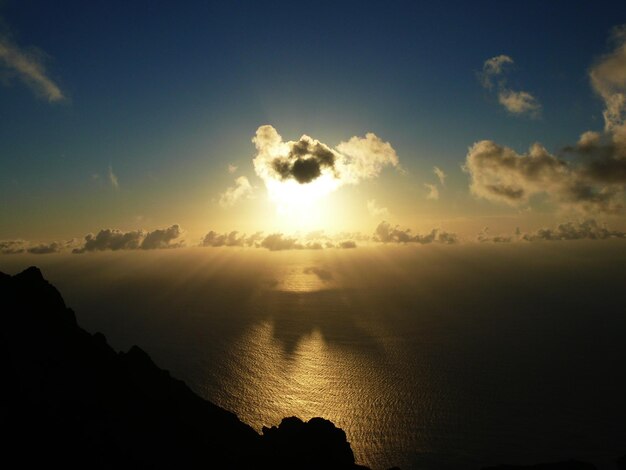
[228,164,238,174]
[433,166,446,185]
[480,55,541,117]
[0,34,65,102]
[108,165,119,189]
[219,176,253,207]
[425,183,439,200]
[367,199,389,217]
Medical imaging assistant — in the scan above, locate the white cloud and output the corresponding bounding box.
[498,89,541,116]
[0,35,64,102]
[433,166,446,185]
[108,165,119,189]
[219,176,253,207]
[480,55,541,118]
[425,183,439,200]
[252,125,399,212]
[367,199,389,217]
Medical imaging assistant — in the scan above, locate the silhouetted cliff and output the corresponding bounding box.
[0,267,368,469]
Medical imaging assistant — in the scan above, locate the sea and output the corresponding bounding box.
[3,242,626,469]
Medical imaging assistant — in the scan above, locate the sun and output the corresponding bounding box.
[265,173,342,231]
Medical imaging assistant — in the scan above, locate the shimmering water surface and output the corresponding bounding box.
[4,243,626,469]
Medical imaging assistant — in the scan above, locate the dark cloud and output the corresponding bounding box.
[477,228,513,243]
[521,219,626,241]
[140,225,184,250]
[201,231,263,247]
[1,239,74,255]
[73,225,184,253]
[373,222,458,245]
[269,137,337,184]
[303,266,333,281]
[339,240,357,249]
[1,240,26,254]
[27,242,64,254]
[465,140,624,214]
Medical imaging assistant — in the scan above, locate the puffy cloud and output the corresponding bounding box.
[200,229,359,251]
[468,28,626,214]
[140,225,184,250]
[252,125,399,212]
[464,140,623,213]
[434,166,446,185]
[481,54,513,88]
[0,35,65,102]
[108,165,119,189]
[589,25,626,133]
[1,239,75,254]
[73,225,184,253]
[367,199,389,217]
[201,230,262,247]
[219,176,253,207]
[498,89,541,116]
[425,183,439,200]
[480,55,541,117]
[521,219,626,241]
[373,221,458,244]
[476,227,513,243]
[0,240,27,254]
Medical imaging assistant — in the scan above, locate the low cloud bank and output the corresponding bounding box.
[476,219,626,243]
[73,225,184,253]
[373,222,458,244]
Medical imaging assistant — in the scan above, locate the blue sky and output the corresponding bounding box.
[2,1,626,240]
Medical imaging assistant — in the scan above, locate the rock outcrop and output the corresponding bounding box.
[0,267,366,469]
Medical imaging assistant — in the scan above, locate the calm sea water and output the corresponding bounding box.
[4,243,626,469]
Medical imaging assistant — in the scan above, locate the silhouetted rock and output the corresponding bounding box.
[0,266,369,469]
[262,416,367,469]
[482,461,597,470]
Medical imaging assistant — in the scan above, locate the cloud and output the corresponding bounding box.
[108,165,119,189]
[434,166,446,185]
[373,221,458,244]
[464,140,624,213]
[200,229,359,251]
[425,183,439,200]
[480,55,541,117]
[140,225,184,249]
[367,199,389,217]
[73,225,184,253]
[303,266,333,281]
[481,54,514,88]
[0,240,26,254]
[0,35,64,102]
[589,25,626,133]
[521,219,626,241]
[498,89,541,116]
[219,176,253,207]
[1,239,75,254]
[252,125,399,211]
[467,28,626,214]
[228,164,238,174]
[476,227,513,243]
[201,230,262,247]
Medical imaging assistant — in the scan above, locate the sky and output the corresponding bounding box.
[2,0,626,252]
